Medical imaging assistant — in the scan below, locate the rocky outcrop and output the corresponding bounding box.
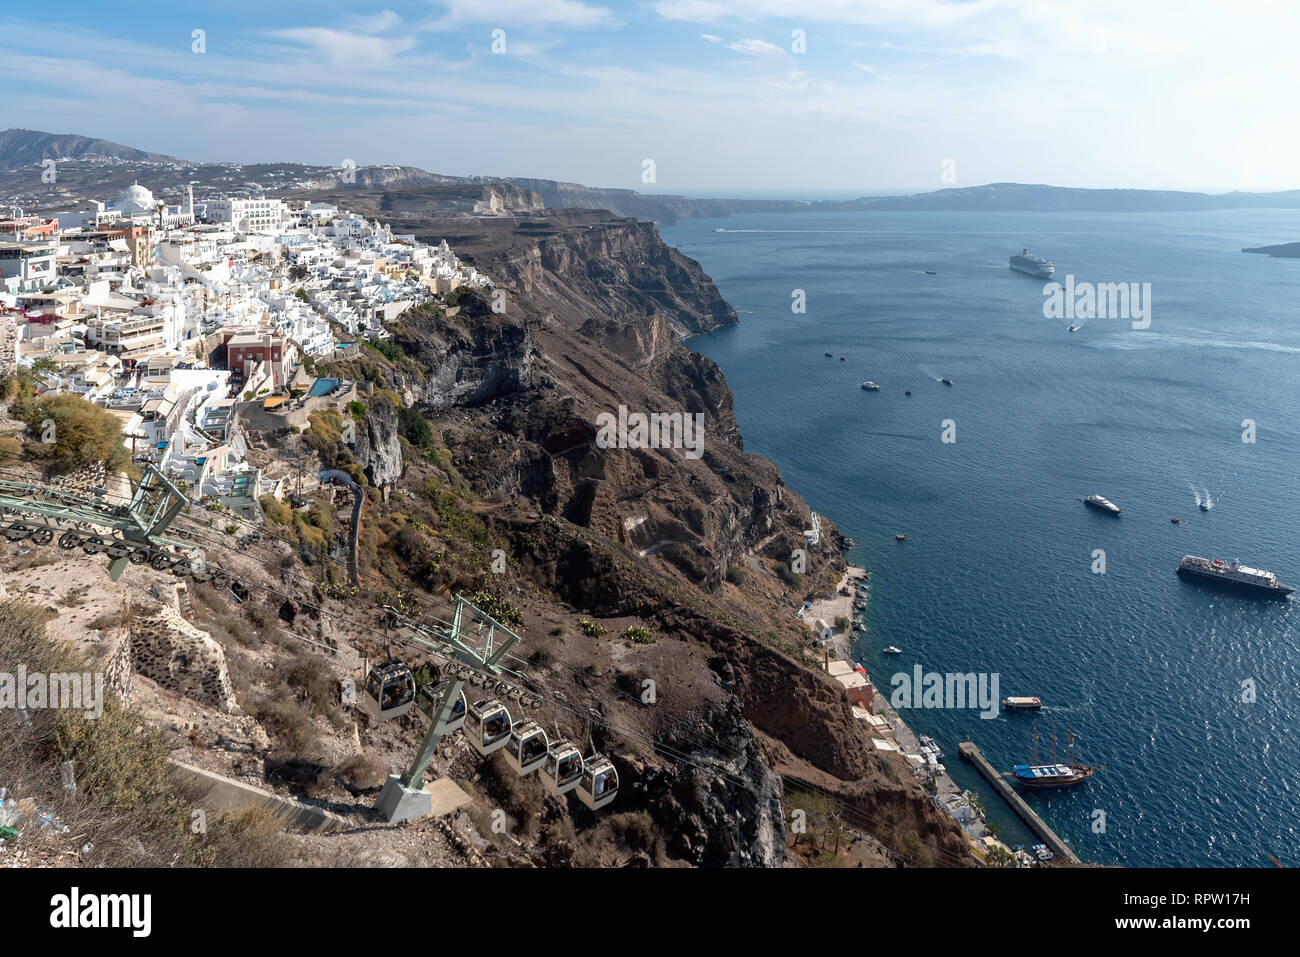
[130,606,237,712]
[355,395,403,488]
[641,699,785,866]
[476,211,737,340]
[394,304,538,410]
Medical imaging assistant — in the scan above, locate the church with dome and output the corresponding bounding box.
[110,181,195,227]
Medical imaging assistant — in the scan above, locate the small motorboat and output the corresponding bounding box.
[1067,324,1076,332]
[840,356,847,361]
[904,389,912,396]
[940,376,953,385]
[861,381,880,391]
[895,534,907,541]
[883,646,902,654]
[1171,517,1181,524]
[824,351,833,357]
[1199,502,1211,511]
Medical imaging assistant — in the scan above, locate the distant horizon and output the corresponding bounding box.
[7,124,1300,202]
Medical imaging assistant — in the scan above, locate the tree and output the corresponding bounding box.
[21,393,132,474]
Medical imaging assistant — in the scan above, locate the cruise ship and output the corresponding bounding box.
[1009,248,1055,278]
[1176,555,1294,597]
[1083,494,1122,515]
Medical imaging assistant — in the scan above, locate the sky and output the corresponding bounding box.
[1,0,1298,196]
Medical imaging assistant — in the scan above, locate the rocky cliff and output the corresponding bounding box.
[303,196,970,866]
[354,395,404,488]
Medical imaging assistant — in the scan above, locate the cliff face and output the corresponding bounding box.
[354,396,403,488]
[299,194,969,866]
[446,210,737,341]
[391,306,540,410]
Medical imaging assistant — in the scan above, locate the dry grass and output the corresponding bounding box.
[0,598,293,867]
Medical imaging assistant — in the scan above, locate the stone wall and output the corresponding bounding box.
[130,603,237,712]
[100,626,134,703]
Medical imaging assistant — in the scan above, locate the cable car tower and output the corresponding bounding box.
[0,465,194,581]
[376,593,529,823]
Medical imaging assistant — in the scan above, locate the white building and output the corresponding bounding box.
[206,198,286,233]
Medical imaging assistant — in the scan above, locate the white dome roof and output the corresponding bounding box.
[115,183,156,215]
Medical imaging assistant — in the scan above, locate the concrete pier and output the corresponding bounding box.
[958,741,1082,864]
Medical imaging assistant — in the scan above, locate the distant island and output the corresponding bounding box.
[1241,242,1300,258]
[7,127,1300,225]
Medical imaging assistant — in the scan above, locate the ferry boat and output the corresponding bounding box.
[861,381,880,391]
[1009,249,1056,278]
[1083,494,1122,515]
[1002,696,1042,711]
[1176,555,1294,597]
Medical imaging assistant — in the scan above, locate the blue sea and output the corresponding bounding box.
[662,210,1300,868]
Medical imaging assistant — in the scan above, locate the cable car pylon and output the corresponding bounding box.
[376,593,522,823]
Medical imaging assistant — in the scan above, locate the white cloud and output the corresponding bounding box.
[427,0,615,27]
[652,0,1002,27]
[272,27,417,64]
[724,38,783,56]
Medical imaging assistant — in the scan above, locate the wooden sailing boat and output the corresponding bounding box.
[1008,720,1101,789]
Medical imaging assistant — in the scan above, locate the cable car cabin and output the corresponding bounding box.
[418,683,466,733]
[503,721,548,776]
[362,660,415,722]
[577,755,619,811]
[541,740,584,796]
[465,699,512,755]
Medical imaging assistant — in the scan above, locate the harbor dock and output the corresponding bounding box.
[957,741,1082,865]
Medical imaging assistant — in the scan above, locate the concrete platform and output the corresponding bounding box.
[376,775,471,824]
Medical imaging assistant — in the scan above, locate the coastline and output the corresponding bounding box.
[800,550,1019,864]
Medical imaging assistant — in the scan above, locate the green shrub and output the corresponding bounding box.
[470,589,523,628]
[398,406,434,450]
[625,625,655,644]
[19,393,131,474]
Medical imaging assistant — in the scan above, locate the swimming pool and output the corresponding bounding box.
[307,377,339,397]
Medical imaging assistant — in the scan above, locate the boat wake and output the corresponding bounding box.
[1189,482,1216,510]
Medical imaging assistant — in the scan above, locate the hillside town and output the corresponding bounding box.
[0,183,493,515]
